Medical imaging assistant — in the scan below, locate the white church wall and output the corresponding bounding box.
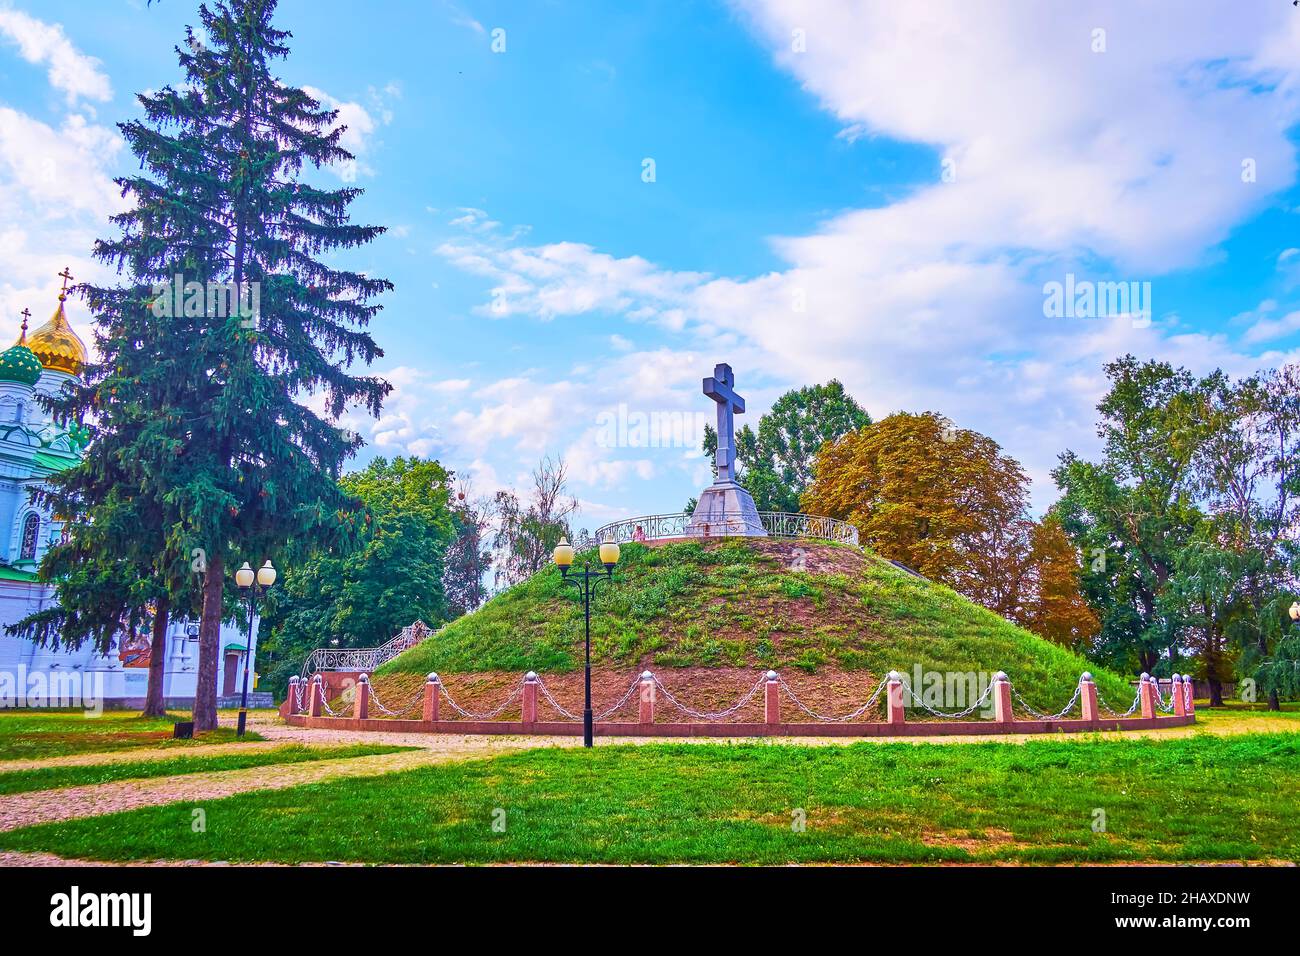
[0,579,255,708]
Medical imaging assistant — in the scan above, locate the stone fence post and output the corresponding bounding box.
[1171,673,1187,717]
[423,672,440,723]
[1080,672,1099,723]
[1184,678,1196,716]
[886,671,905,726]
[1139,673,1157,719]
[764,670,780,725]
[286,676,299,715]
[993,671,1013,723]
[309,674,323,717]
[639,671,655,725]
[354,673,370,720]
[522,671,538,724]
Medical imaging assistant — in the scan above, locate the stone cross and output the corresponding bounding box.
[703,363,745,483]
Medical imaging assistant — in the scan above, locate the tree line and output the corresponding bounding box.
[717,363,1299,707]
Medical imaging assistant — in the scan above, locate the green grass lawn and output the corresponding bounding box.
[4,732,1296,864]
[0,710,265,760]
[0,743,411,795]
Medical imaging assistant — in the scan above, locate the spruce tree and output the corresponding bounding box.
[67,0,388,729]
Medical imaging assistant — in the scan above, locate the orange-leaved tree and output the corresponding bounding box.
[803,412,1096,646]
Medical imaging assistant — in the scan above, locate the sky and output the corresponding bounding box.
[4,0,1300,532]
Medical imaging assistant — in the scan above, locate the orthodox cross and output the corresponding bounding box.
[58,266,74,296]
[703,363,745,483]
[19,308,30,335]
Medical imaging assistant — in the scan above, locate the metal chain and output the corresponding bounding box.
[778,675,887,722]
[898,677,997,718]
[534,676,581,721]
[316,682,344,717]
[1095,686,1141,717]
[652,674,766,720]
[533,674,644,722]
[596,675,644,720]
[439,679,525,720]
[369,685,424,718]
[1012,684,1082,720]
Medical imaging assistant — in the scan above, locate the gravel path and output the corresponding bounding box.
[0,741,537,833]
[0,740,288,775]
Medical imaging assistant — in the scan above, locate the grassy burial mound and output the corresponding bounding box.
[356,539,1134,723]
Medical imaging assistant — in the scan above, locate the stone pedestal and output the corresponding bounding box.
[993,673,1012,723]
[639,672,655,725]
[686,480,767,537]
[764,672,780,724]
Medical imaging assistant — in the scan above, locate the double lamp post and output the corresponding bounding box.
[234,559,276,737]
[552,537,620,747]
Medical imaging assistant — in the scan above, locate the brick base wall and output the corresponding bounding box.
[283,713,1195,737]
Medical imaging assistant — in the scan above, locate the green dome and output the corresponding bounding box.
[0,344,44,386]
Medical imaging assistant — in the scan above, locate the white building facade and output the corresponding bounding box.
[0,285,255,709]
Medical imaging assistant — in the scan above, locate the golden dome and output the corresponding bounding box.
[28,292,87,376]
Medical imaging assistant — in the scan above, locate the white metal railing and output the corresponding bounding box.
[592,511,860,548]
[300,620,433,677]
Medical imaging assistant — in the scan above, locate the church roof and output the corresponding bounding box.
[27,292,87,376]
[0,344,43,386]
[0,312,44,386]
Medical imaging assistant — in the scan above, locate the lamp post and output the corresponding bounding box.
[1290,602,1299,625]
[552,537,620,747]
[234,559,277,737]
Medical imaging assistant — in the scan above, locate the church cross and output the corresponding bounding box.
[19,308,30,329]
[703,363,745,483]
[58,266,74,295]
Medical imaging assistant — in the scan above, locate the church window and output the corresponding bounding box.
[20,513,40,560]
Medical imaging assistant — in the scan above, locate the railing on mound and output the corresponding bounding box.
[592,511,860,548]
[287,668,1195,735]
[300,620,433,677]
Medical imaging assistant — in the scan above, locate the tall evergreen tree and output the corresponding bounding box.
[66,0,389,729]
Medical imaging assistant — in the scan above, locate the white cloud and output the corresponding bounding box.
[433,2,1300,511]
[0,109,123,218]
[302,84,397,182]
[0,8,112,105]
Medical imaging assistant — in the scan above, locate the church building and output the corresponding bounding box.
[0,276,254,708]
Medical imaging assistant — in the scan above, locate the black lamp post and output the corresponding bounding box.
[552,537,621,747]
[234,559,276,737]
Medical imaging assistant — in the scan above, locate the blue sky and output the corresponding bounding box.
[4,0,1300,531]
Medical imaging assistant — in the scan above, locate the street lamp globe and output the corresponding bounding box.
[552,538,575,572]
[599,539,621,570]
[1290,601,1300,622]
[257,559,277,587]
[235,561,255,588]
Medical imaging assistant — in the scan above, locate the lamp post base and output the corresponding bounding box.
[236,709,247,737]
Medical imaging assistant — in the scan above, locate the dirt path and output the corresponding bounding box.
[0,740,290,775]
[0,739,547,833]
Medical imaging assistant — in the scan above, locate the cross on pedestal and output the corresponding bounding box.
[704,363,745,483]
